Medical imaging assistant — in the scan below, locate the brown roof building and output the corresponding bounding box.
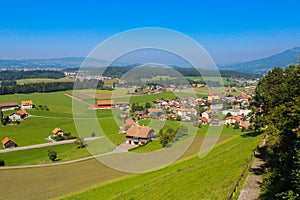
[125,126,154,145]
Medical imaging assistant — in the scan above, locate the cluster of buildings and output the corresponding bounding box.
[91,100,130,110]
[0,100,35,149]
[133,84,177,95]
[0,100,33,111]
[0,100,34,122]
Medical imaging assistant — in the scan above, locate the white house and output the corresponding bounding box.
[201,110,212,119]
[176,108,197,121]
[20,100,34,109]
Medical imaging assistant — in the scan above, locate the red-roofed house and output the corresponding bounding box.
[9,110,28,121]
[2,137,17,149]
[92,100,115,109]
[21,100,34,109]
[0,102,19,111]
[225,116,243,125]
[52,128,64,136]
[200,117,208,125]
[141,114,150,119]
[120,118,138,133]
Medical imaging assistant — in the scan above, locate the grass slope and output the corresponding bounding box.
[60,134,262,200]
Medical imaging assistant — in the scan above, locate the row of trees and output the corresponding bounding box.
[0,70,64,80]
[0,79,105,95]
[159,125,188,147]
[253,64,300,199]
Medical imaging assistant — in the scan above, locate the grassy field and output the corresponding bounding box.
[0,132,261,200]
[141,75,177,83]
[0,138,114,166]
[186,76,239,86]
[59,133,262,200]
[16,78,75,84]
[0,91,74,117]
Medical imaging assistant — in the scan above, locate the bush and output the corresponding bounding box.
[0,159,5,166]
[63,132,71,136]
[48,149,57,161]
[233,121,240,129]
[75,138,86,148]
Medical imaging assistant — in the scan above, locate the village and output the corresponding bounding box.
[0,83,255,150]
[88,85,254,147]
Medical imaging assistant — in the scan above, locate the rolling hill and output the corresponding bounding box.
[219,47,300,74]
[1,47,299,75]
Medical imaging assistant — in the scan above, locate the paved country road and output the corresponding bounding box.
[0,141,136,170]
[238,137,267,200]
[0,136,103,153]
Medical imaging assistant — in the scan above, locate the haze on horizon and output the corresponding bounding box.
[0,0,300,65]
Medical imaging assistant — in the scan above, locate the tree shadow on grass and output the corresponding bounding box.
[241,131,262,138]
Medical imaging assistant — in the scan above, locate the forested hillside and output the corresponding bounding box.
[253,63,300,199]
[0,70,64,80]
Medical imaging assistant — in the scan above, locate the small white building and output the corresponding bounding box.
[21,100,34,109]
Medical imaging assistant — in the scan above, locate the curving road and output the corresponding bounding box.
[0,136,103,153]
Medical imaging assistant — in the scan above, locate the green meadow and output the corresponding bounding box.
[187,76,238,86]
[0,138,114,166]
[0,133,262,200]
[16,78,75,84]
[59,133,262,200]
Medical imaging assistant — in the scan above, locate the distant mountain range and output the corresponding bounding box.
[219,47,300,74]
[0,57,128,69]
[0,47,299,74]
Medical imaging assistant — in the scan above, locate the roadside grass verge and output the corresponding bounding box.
[0,138,114,166]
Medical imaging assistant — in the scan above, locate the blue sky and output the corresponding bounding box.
[0,0,300,64]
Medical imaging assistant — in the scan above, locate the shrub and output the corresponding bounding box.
[48,149,57,161]
[0,159,5,166]
[75,138,86,148]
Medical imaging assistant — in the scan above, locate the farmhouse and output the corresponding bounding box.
[125,126,154,145]
[2,137,17,149]
[21,100,34,109]
[52,128,64,136]
[0,102,19,111]
[92,100,115,109]
[9,110,28,121]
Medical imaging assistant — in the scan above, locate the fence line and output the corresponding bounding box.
[227,136,265,200]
